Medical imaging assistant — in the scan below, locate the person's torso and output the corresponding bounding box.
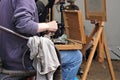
[0,0,38,70]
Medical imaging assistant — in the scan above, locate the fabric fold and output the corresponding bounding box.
[27,36,60,80]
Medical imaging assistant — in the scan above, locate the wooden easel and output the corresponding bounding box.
[81,21,116,80]
[55,10,86,51]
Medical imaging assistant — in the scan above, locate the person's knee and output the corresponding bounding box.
[60,50,83,65]
[74,50,83,63]
[68,50,83,67]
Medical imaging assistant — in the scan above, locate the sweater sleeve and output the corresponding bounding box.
[12,0,39,35]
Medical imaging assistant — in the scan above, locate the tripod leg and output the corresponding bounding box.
[97,30,105,63]
[81,26,103,80]
[103,31,116,80]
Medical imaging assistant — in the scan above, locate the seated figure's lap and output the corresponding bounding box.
[59,50,82,80]
[59,50,82,65]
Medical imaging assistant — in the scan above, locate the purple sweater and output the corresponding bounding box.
[0,0,39,70]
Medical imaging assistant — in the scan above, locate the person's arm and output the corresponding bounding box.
[12,0,38,35]
[12,0,57,35]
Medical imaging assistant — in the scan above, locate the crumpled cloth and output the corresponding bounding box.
[27,36,60,80]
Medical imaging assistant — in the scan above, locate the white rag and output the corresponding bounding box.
[27,36,60,80]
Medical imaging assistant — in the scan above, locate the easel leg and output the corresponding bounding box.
[103,31,116,80]
[81,26,103,80]
[97,30,104,63]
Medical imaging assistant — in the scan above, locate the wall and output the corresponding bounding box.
[54,0,120,60]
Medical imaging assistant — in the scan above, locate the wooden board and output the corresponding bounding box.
[84,0,107,21]
[55,44,82,50]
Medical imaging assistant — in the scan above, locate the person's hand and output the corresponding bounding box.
[47,21,58,32]
[37,20,58,33]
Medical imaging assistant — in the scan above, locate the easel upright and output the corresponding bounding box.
[81,0,116,80]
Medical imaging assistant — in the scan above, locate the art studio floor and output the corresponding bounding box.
[78,59,120,80]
